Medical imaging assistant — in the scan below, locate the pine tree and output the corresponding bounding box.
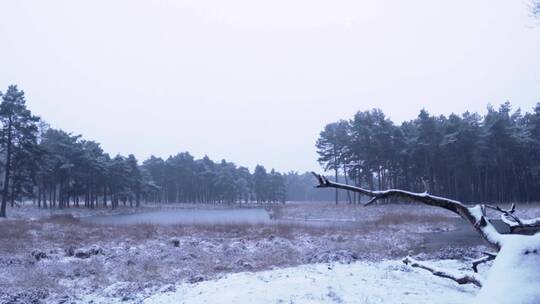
[316,120,349,204]
[253,165,268,203]
[0,86,40,217]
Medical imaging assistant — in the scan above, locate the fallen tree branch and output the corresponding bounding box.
[508,217,540,228]
[471,252,497,273]
[312,172,503,249]
[485,204,540,231]
[403,256,484,287]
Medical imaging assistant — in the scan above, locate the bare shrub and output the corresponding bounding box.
[0,220,39,254]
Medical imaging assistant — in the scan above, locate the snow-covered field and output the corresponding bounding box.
[3,202,539,303]
[84,260,477,304]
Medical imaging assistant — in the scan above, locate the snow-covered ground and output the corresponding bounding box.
[139,260,476,304]
[7,202,536,303]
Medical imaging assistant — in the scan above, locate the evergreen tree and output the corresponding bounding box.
[253,165,268,203]
[0,86,40,217]
[316,120,349,204]
[316,103,540,203]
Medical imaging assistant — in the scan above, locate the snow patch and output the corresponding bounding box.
[475,233,540,304]
[144,260,476,304]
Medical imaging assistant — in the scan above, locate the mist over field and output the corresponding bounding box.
[1,1,540,304]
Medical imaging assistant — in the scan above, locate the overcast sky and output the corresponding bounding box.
[1,0,540,173]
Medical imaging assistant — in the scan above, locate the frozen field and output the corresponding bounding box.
[2,202,539,303]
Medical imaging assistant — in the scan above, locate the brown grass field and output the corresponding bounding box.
[1,202,539,303]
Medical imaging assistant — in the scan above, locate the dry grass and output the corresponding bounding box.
[0,220,42,254]
[3,201,529,302]
[371,212,454,227]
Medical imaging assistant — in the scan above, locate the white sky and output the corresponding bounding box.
[1,0,540,173]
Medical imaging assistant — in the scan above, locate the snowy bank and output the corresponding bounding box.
[144,260,476,304]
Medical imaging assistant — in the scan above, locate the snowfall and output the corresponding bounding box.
[82,259,477,304]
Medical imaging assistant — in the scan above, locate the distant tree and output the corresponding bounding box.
[316,102,540,204]
[236,166,252,203]
[0,85,299,216]
[215,159,237,203]
[253,165,268,203]
[316,120,349,204]
[10,138,41,206]
[526,104,540,200]
[108,155,131,209]
[38,129,80,208]
[139,166,160,203]
[268,169,286,203]
[438,112,481,200]
[348,110,376,191]
[0,86,40,217]
[410,109,442,192]
[143,156,166,203]
[126,154,141,207]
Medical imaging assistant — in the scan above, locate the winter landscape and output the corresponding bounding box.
[0,202,508,303]
[2,1,540,304]
[3,200,540,303]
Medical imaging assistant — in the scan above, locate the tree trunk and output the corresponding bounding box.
[37,187,42,208]
[136,187,140,207]
[334,167,339,205]
[0,118,12,217]
[103,186,107,207]
[343,165,352,204]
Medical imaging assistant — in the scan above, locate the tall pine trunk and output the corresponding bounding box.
[0,118,12,217]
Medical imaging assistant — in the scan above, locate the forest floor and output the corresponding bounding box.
[1,202,539,303]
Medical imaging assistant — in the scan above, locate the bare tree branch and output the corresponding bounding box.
[312,172,503,249]
[485,204,540,231]
[471,252,497,273]
[505,216,540,228]
[403,256,484,288]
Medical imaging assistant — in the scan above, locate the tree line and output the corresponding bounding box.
[142,155,286,204]
[0,85,289,217]
[316,102,540,204]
